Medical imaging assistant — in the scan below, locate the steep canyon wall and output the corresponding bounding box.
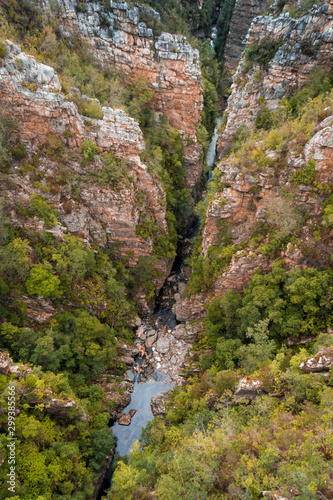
[40,0,204,193]
[0,41,171,310]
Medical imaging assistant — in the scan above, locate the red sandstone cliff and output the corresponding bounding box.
[39,0,204,194]
[218,0,333,155]
[0,40,172,311]
[223,0,268,74]
[175,1,333,322]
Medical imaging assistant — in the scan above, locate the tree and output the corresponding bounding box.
[26,263,62,299]
[0,238,31,279]
[89,428,114,471]
[238,319,276,374]
[266,196,302,238]
[127,76,154,127]
[0,198,10,245]
[105,278,133,330]
[52,235,95,282]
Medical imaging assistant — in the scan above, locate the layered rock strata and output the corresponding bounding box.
[219,1,333,155]
[0,41,172,308]
[223,0,268,73]
[40,0,204,193]
[175,113,333,321]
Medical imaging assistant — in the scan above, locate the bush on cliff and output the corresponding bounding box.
[244,37,283,69]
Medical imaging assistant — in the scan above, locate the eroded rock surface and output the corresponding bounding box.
[40,0,204,193]
[219,1,333,155]
[0,41,173,307]
[234,377,264,401]
[300,347,333,372]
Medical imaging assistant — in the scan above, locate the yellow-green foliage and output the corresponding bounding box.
[109,362,333,499]
[231,91,333,174]
[0,41,7,58]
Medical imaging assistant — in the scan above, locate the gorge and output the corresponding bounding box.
[0,1,333,499]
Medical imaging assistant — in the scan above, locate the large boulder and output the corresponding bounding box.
[0,352,12,375]
[156,337,170,354]
[150,394,168,417]
[234,377,264,402]
[118,413,131,426]
[300,347,333,372]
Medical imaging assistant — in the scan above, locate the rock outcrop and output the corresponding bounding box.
[0,351,88,419]
[40,0,204,193]
[234,376,264,401]
[0,41,173,307]
[300,347,333,372]
[196,119,333,304]
[223,0,268,74]
[150,393,168,417]
[219,1,333,155]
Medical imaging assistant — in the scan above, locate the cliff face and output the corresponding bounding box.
[175,2,333,323]
[219,1,333,155]
[223,0,268,74]
[40,0,204,193]
[176,112,333,321]
[0,41,171,310]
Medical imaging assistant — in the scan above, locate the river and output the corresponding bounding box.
[97,117,221,498]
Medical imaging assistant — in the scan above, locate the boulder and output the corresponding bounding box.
[172,325,188,340]
[145,334,157,349]
[234,377,263,402]
[118,343,140,358]
[156,337,170,354]
[300,347,333,372]
[118,413,131,426]
[121,356,135,366]
[146,329,156,337]
[150,394,168,417]
[174,296,206,322]
[128,316,142,328]
[178,282,187,297]
[129,409,137,418]
[0,352,12,375]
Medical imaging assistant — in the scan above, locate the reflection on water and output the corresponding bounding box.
[112,370,174,457]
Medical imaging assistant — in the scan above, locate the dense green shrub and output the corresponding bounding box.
[255,105,274,130]
[0,41,7,58]
[11,143,27,159]
[0,108,17,172]
[0,237,30,280]
[291,159,316,185]
[94,152,128,186]
[245,38,283,69]
[81,99,104,120]
[206,262,333,347]
[288,68,333,116]
[322,194,333,228]
[26,262,62,299]
[82,140,98,160]
[231,124,250,153]
[215,369,238,397]
[31,310,117,384]
[215,0,236,61]
[29,194,59,227]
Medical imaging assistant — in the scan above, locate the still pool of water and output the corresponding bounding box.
[112,370,174,457]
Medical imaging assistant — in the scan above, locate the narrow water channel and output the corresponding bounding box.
[206,117,223,172]
[97,118,221,498]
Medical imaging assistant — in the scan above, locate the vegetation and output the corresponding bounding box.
[2,2,333,500]
[245,38,284,69]
[108,264,333,498]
